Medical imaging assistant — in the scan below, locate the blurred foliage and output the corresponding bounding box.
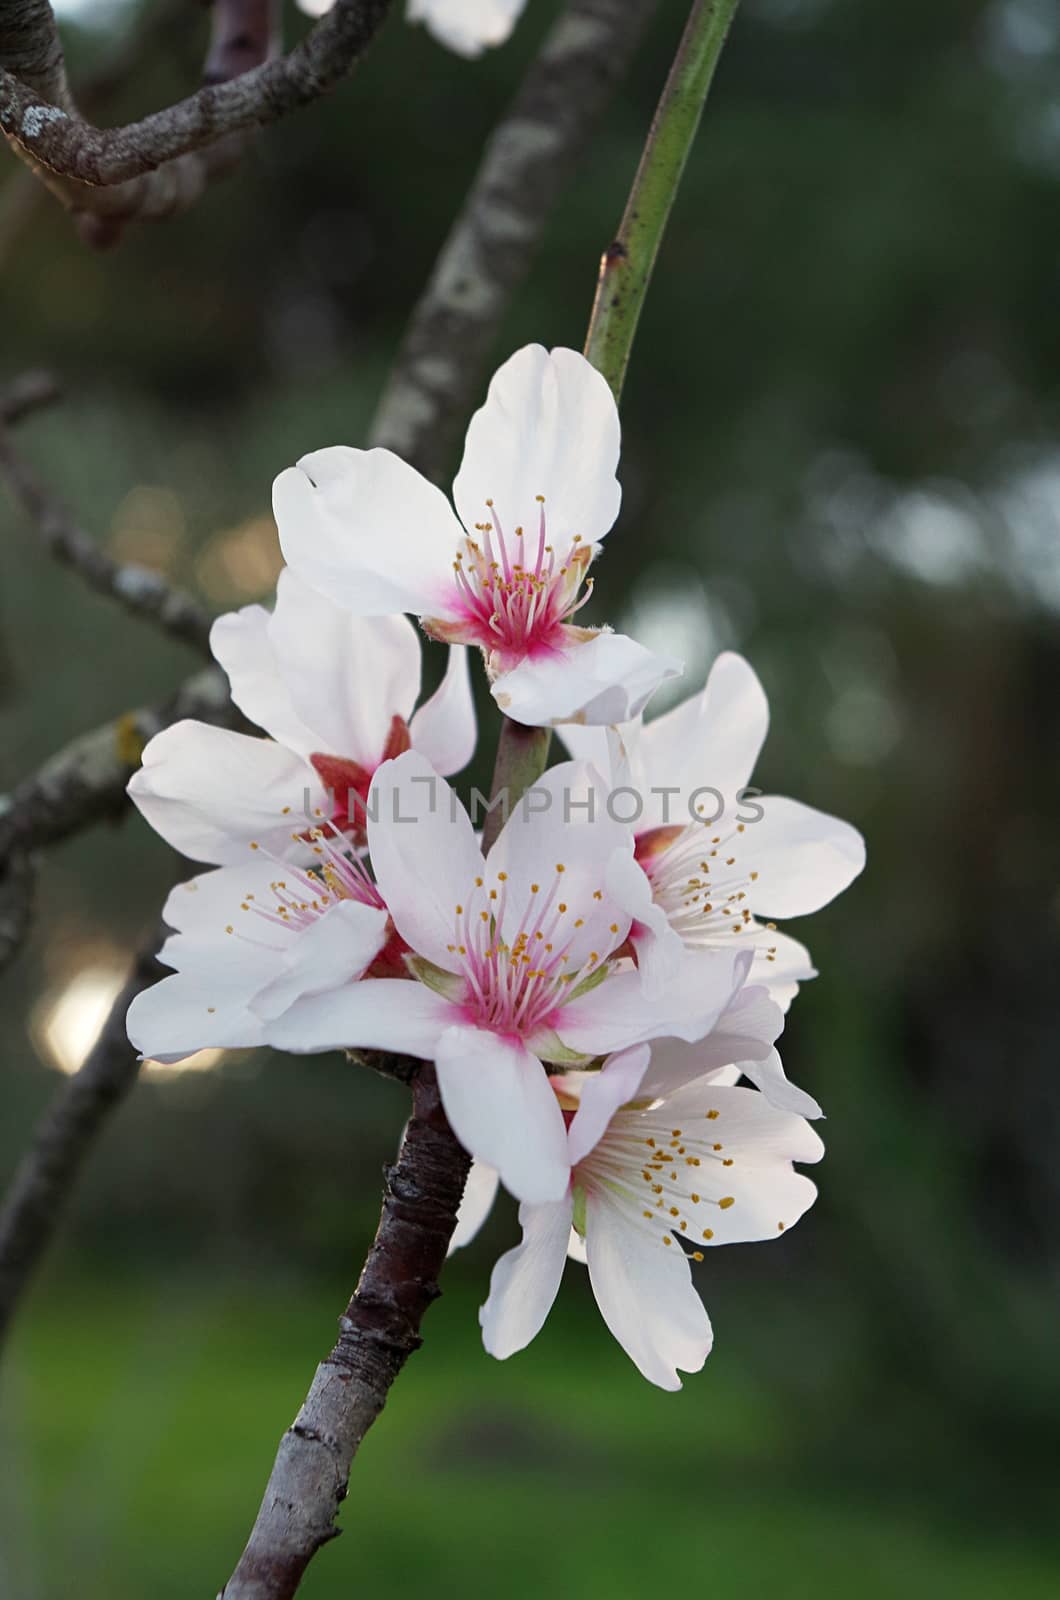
[1,0,1059,1593]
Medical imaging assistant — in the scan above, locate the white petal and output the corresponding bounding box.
[408,0,525,57]
[448,1160,500,1255]
[735,1047,823,1120]
[127,966,270,1063]
[128,721,321,865]
[585,1192,713,1390]
[655,1081,823,1243]
[367,751,485,970]
[434,1025,569,1204]
[566,1229,588,1264]
[554,723,611,772]
[453,346,621,552]
[752,928,817,1012]
[637,652,769,827]
[745,796,866,918]
[408,646,477,776]
[479,1195,572,1358]
[567,1045,650,1166]
[251,901,389,1021]
[492,631,682,729]
[274,446,463,618]
[265,977,456,1056]
[210,601,320,759]
[559,948,753,1058]
[487,762,633,972]
[638,982,785,1099]
[605,850,684,997]
[268,569,422,768]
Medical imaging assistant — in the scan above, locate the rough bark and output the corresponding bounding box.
[0,666,242,874]
[218,1068,470,1600]
[0,0,392,231]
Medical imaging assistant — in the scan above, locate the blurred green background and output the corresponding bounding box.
[2,0,1059,1595]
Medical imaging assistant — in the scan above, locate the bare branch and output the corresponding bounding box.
[0,0,74,108]
[0,0,193,258]
[371,0,660,479]
[0,666,240,869]
[0,923,168,1345]
[0,403,214,655]
[0,851,33,974]
[0,0,392,232]
[218,1066,469,1600]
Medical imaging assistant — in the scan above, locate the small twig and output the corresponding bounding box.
[0,403,214,655]
[0,0,392,233]
[584,0,742,401]
[218,1067,469,1600]
[0,923,169,1346]
[0,666,241,870]
[371,0,660,481]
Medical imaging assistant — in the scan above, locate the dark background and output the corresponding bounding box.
[1,1,1058,1595]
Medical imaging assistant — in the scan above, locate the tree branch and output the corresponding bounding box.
[0,0,392,233]
[218,1066,469,1600]
[0,849,33,973]
[0,924,169,1345]
[371,0,661,480]
[0,665,240,871]
[0,387,214,655]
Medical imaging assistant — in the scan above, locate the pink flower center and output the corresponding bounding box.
[443,864,620,1042]
[310,715,411,837]
[225,831,407,974]
[432,498,594,669]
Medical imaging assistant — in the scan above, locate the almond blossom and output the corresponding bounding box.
[562,651,865,1016]
[264,751,780,1205]
[296,0,526,59]
[479,1043,824,1389]
[273,346,681,729]
[128,566,475,865]
[449,980,789,1253]
[126,833,392,1064]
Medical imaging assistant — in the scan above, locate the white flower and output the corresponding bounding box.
[273,346,682,729]
[479,1044,824,1390]
[265,751,779,1205]
[296,0,526,60]
[128,567,475,865]
[126,834,392,1063]
[406,0,526,55]
[562,652,866,1017]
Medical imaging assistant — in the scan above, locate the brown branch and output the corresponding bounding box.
[0,0,193,258]
[219,1066,469,1600]
[0,0,74,107]
[0,0,392,233]
[0,391,214,655]
[371,0,661,480]
[0,850,33,973]
[0,665,241,869]
[0,924,168,1345]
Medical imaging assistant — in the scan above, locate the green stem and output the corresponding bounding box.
[485,3,739,810]
[482,719,552,853]
[583,0,741,402]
